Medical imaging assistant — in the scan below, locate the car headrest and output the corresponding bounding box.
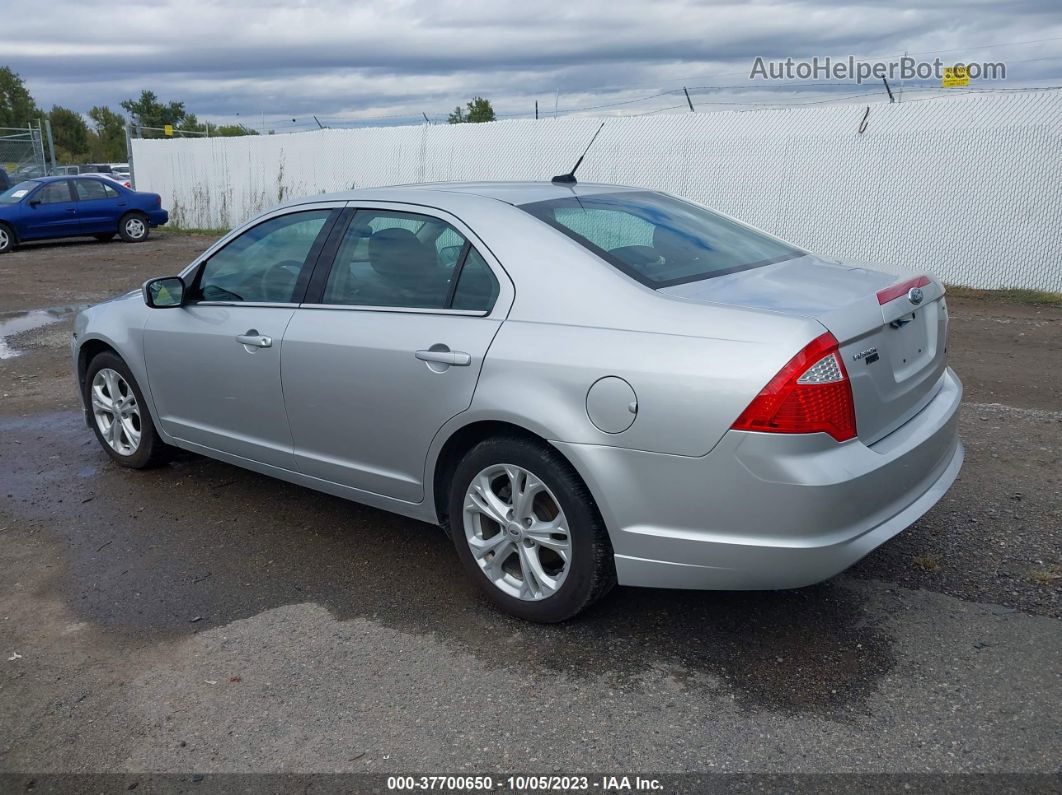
[368,227,436,280]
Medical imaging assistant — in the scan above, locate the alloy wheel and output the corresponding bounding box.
[462,463,572,601]
[0,227,9,250]
[125,217,147,240]
[91,368,142,456]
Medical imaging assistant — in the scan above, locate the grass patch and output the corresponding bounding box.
[913,554,942,572]
[945,285,1062,306]
[164,226,227,238]
[1029,565,1061,587]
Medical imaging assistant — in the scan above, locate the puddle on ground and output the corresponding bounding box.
[0,306,81,359]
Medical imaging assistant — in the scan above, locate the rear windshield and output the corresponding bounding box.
[519,191,803,288]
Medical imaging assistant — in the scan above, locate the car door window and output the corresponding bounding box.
[323,210,465,309]
[74,180,117,201]
[35,181,74,204]
[451,248,500,311]
[196,210,333,303]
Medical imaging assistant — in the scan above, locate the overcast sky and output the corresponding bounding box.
[3,0,1061,130]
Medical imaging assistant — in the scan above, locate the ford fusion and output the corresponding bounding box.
[71,182,962,622]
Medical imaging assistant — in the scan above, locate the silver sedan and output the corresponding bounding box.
[72,182,963,622]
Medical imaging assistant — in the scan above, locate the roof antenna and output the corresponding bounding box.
[551,122,605,185]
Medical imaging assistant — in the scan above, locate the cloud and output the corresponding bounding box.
[3,0,1060,128]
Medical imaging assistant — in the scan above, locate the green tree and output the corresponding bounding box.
[0,66,39,127]
[120,90,192,134]
[448,96,496,124]
[48,105,90,161]
[211,123,258,137]
[87,106,128,161]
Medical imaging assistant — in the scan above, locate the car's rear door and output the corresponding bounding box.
[72,178,125,233]
[281,203,513,502]
[143,204,342,469]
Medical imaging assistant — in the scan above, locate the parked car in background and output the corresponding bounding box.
[96,171,133,190]
[69,181,962,622]
[0,175,167,253]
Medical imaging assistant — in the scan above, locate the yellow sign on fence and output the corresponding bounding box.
[942,66,970,88]
[164,124,174,137]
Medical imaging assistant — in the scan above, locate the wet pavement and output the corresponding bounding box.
[0,235,1059,774]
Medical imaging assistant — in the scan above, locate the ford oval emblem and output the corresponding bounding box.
[908,287,924,305]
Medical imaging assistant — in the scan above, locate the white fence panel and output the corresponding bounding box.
[132,92,1062,291]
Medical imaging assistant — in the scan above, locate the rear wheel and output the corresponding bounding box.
[0,223,13,254]
[118,213,149,243]
[94,232,116,242]
[84,351,171,468]
[448,436,615,622]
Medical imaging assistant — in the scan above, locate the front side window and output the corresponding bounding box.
[74,180,118,201]
[196,210,332,303]
[34,181,74,205]
[323,209,498,311]
[520,191,803,288]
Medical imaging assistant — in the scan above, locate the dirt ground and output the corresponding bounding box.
[0,233,1059,777]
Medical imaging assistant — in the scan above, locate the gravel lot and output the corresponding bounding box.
[0,234,1059,778]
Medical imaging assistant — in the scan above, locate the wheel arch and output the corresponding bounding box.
[429,417,605,536]
[77,337,120,395]
[0,219,18,245]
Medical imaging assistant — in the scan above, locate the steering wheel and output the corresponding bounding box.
[258,259,303,301]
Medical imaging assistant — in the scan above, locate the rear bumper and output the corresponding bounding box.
[147,209,169,227]
[554,367,963,590]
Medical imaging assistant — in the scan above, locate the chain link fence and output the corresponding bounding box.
[0,126,48,181]
[132,91,1062,291]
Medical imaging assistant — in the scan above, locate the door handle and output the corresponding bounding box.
[236,331,272,348]
[67,208,77,213]
[416,349,471,366]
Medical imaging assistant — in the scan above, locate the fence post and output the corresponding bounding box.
[125,124,136,189]
[44,118,58,173]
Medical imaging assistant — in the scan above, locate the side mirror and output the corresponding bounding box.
[28,199,41,208]
[143,276,186,308]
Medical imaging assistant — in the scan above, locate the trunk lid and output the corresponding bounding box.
[661,255,949,444]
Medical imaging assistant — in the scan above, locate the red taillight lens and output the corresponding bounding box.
[731,332,857,442]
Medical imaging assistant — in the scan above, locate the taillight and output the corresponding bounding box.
[731,332,857,442]
[876,275,929,305]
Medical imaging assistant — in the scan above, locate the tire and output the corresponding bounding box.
[0,223,14,254]
[84,351,172,469]
[94,232,116,242]
[448,436,616,622]
[118,213,150,243]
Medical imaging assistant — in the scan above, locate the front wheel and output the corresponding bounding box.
[0,223,14,254]
[449,436,616,622]
[118,213,150,243]
[84,351,172,468]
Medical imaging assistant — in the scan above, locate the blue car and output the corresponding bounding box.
[0,175,169,254]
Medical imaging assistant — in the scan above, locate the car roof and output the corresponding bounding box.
[29,174,115,183]
[287,181,642,209]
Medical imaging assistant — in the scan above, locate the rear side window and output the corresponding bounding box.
[451,249,500,311]
[74,180,118,201]
[520,191,803,288]
[322,209,498,312]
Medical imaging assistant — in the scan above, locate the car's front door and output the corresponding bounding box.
[73,178,124,233]
[282,205,512,502]
[22,180,79,238]
[143,206,341,469]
